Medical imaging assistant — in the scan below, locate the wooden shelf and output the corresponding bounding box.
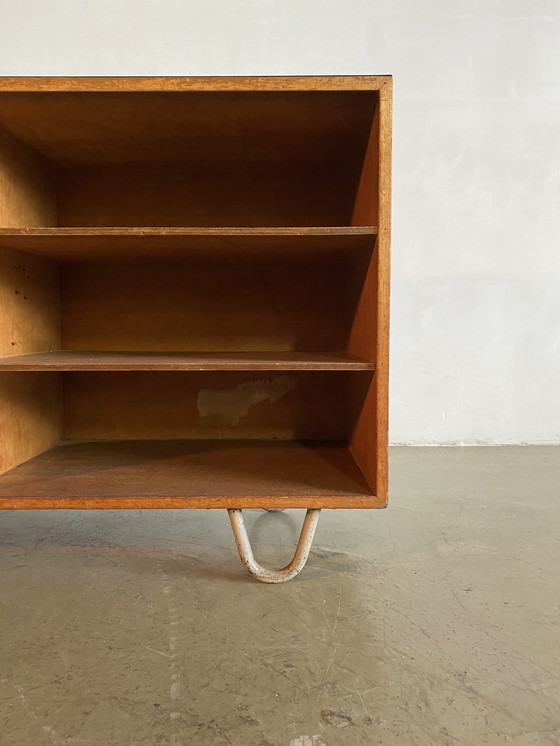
[0,227,377,261]
[0,440,380,509]
[0,350,375,372]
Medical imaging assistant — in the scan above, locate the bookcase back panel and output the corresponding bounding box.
[0,91,374,167]
[0,90,377,228]
[57,164,355,228]
[61,260,364,352]
[63,371,362,441]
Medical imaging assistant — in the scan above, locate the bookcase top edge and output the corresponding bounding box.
[0,75,392,93]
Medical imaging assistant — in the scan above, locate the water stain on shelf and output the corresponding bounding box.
[197,375,297,427]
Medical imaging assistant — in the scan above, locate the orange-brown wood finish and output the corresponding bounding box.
[0,76,390,92]
[59,259,366,353]
[0,440,382,510]
[0,227,376,261]
[0,372,63,475]
[0,126,57,229]
[0,75,391,509]
[61,371,366,442]
[0,138,61,471]
[0,350,374,371]
[348,79,392,504]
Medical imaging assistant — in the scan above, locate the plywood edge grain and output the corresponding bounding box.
[0,496,384,510]
[0,350,376,372]
[0,76,392,93]
[0,226,378,237]
[374,78,392,505]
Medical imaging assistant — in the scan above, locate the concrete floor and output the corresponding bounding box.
[0,446,559,746]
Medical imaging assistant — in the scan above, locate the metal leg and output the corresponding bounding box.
[228,508,321,583]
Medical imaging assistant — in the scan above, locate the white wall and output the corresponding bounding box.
[1,0,558,445]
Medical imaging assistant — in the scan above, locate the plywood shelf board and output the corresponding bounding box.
[0,350,375,372]
[0,227,377,261]
[0,227,377,235]
[0,439,382,509]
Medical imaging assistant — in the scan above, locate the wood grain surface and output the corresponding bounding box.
[0,126,57,228]
[62,371,365,441]
[0,90,375,167]
[0,224,62,475]
[60,259,366,353]
[0,74,391,507]
[0,372,63,475]
[0,76,391,92]
[56,165,361,227]
[348,79,392,505]
[0,227,376,261]
[0,350,374,371]
[0,439,383,509]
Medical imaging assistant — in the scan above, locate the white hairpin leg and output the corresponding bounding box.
[228,508,321,583]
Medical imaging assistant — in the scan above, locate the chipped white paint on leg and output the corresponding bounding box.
[197,375,297,427]
[229,508,321,583]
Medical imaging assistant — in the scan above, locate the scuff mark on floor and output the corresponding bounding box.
[156,562,184,745]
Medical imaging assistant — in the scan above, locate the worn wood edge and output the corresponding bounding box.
[375,78,392,504]
[0,496,385,510]
[0,76,392,93]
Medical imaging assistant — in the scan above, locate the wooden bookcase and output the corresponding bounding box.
[0,76,391,578]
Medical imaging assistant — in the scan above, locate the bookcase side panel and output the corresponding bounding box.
[0,247,63,474]
[348,81,391,501]
[0,247,61,357]
[0,372,63,475]
[351,92,379,229]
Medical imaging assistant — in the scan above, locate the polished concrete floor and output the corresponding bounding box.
[0,447,559,745]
